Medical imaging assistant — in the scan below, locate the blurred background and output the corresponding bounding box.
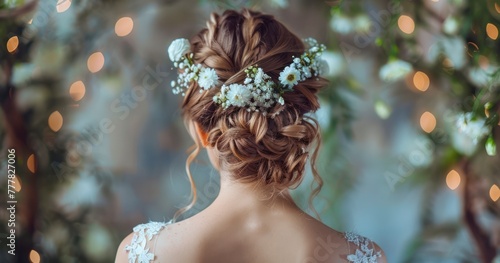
[1,0,500,262]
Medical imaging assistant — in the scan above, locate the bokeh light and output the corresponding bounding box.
[69,80,86,101]
[496,3,500,14]
[29,250,40,263]
[446,170,461,190]
[479,55,489,70]
[374,100,391,119]
[48,111,64,132]
[13,176,22,192]
[27,154,36,173]
[398,15,415,34]
[87,52,105,73]
[413,71,430,91]
[486,23,498,40]
[7,36,19,53]
[491,184,500,202]
[442,58,454,69]
[420,111,436,133]
[56,0,72,13]
[115,17,134,37]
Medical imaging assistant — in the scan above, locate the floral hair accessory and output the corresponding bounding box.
[167,37,326,114]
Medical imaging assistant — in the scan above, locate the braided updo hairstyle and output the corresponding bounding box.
[176,9,327,220]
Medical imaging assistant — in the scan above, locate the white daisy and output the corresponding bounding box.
[198,68,219,90]
[226,84,252,107]
[279,66,300,88]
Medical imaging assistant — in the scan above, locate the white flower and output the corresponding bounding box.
[330,14,353,34]
[321,51,345,77]
[198,68,219,90]
[279,66,300,88]
[254,68,264,84]
[443,16,459,35]
[379,59,413,82]
[455,112,490,144]
[226,84,252,107]
[468,66,500,88]
[57,174,101,213]
[442,37,466,69]
[353,15,372,33]
[168,38,190,62]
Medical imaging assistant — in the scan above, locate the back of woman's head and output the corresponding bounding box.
[181,9,327,193]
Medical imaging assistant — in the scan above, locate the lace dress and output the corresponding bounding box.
[124,221,382,263]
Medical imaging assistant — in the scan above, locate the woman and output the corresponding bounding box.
[115,9,386,263]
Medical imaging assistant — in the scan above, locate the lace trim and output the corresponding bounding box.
[125,221,172,263]
[344,232,382,263]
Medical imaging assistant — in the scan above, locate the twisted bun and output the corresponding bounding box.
[181,9,326,193]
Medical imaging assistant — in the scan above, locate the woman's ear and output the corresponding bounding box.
[194,122,209,147]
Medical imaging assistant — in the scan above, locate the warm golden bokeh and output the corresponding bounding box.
[48,111,64,132]
[87,52,105,73]
[413,71,430,92]
[29,250,41,263]
[442,58,454,69]
[27,154,36,173]
[7,36,19,53]
[490,184,500,202]
[420,111,436,133]
[496,3,500,14]
[69,80,86,101]
[115,17,134,37]
[56,0,72,13]
[446,170,461,190]
[13,175,22,192]
[486,23,499,40]
[398,15,415,34]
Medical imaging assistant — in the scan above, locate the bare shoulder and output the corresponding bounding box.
[372,242,388,263]
[114,221,171,263]
[300,216,386,263]
[115,232,134,263]
[342,231,387,263]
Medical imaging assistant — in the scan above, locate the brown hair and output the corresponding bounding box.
[174,9,327,220]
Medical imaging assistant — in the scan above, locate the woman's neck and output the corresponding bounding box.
[209,171,301,216]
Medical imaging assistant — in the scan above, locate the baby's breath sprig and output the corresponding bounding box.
[213,66,285,115]
[278,38,326,89]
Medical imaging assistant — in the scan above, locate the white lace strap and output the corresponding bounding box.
[125,221,171,263]
[344,232,382,263]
